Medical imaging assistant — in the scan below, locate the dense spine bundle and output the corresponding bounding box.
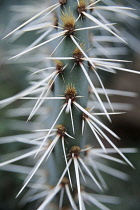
[0,1,139,209]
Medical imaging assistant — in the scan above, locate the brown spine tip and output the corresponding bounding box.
[65,84,77,103]
[61,10,75,36]
[69,146,81,158]
[60,177,69,187]
[82,108,91,119]
[73,45,84,63]
[56,124,66,136]
[77,0,88,14]
[55,60,64,74]
[59,0,67,5]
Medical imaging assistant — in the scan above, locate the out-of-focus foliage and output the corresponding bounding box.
[0,0,140,210]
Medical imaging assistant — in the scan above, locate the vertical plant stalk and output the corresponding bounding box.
[48,1,90,189]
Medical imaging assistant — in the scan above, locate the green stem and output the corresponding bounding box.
[48,0,90,202]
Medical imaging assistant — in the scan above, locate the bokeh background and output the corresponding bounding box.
[0,0,140,209]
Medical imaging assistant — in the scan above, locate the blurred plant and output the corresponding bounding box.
[0,0,139,209]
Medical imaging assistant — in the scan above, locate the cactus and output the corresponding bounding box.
[0,0,140,209]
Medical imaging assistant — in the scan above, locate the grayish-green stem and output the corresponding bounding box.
[47,1,90,205]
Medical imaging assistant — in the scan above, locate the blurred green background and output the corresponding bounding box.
[0,0,140,209]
